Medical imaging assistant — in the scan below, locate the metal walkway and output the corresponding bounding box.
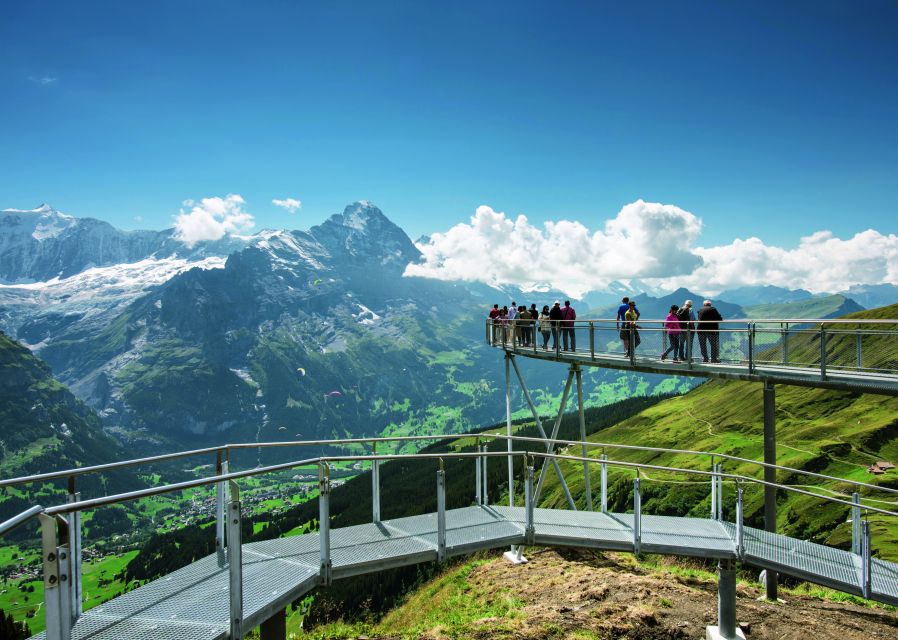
[486,318,898,395]
[32,503,898,640]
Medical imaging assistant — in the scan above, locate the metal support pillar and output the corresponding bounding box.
[436,467,447,561]
[318,464,332,586]
[600,454,608,513]
[260,608,286,640]
[481,446,488,504]
[227,481,243,640]
[851,493,862,555]
[510,357,576,509]
[735,484,744,559]
[589,322,595,359]
[856,333,863,370]
[475,443,483,505]
[40,512,72,640]
[371,443,381,523]
[505,354,514,507]
[707,559,743,640]
[534,367,576,505]
[762,381,778,601]
[575,365,593,510]
[820,325,828,380]
[710,459,717,520]
[66,478,82,620]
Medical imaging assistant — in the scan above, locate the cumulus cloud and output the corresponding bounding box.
[404,200,704,298]
[405,200,898,296]
[174,194,254,247]
[28,76,57,85]
[272,197,302,213]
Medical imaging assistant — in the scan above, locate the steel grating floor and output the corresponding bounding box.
[36,506,898,638]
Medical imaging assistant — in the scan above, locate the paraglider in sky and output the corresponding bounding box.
[312,279,322,286]
[326,390,343,397]
[278,426,287,431]
[294,433,302,438]
[296,367,306,377]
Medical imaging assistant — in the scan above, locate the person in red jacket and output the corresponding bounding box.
[488,304,500,344]
[561,300,576,351]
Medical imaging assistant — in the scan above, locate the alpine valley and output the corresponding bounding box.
[0,202,695,465]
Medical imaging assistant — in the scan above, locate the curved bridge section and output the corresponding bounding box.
[2,435,894,640]
[486,318,898,395]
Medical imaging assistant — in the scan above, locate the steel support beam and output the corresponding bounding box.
[319,464,332,586]
[371,442,381,523]
[260,608,286,640]
[40,513,72,640]
[216,457,228,560]
[66,485,82,620]
[763,381,778,601]
[534,367,576,505]
[505,354,514,507]
[510,356,576,510]
[575,365,593,510]
[436,468,447,561]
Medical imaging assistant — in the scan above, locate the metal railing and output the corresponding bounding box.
[4,432,898,638]
[486,318,898,381]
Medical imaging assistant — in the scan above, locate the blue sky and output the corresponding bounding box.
[1,1,897,248]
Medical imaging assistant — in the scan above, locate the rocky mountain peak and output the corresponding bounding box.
[311,201,421,268]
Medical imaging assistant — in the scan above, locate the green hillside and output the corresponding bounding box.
[743,294,864,320]
[540,304,898,558]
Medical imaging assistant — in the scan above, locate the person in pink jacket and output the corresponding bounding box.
[661,304,682,362]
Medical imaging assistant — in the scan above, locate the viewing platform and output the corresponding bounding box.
[485,318,898,396]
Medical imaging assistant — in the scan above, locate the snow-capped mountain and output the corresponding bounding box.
[0,204,245,284]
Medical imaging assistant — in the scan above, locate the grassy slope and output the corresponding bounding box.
[743,294,862,319]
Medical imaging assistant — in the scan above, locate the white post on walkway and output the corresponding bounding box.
[40,513,72,640]
[600,453,608,513]
[371,442,381,523]
[574,365,593,511]
[475,440,483,505]
[436,464,447,561]
[216,453,228,558]
[851,492,862,555]
[227,481,243,640]
[633,476,641,556]
[318,463,332,586]
[66,478,83,620]
[524,462,535,544]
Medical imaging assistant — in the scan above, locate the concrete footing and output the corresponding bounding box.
[705,625,746,640]
[503,548,528,564]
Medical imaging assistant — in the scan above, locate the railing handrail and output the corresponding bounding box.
[533,451,898,519]
[0,504,44,537]
[42,451,523,516]
[4,432,896,498]
[35,447,898,520]
[488,317,898,325]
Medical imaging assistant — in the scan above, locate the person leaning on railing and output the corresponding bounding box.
[697,300,723,363]
[488,304,500,344]
[676,299,695,361]
[538,305,552,349]
[622,300,641,356]
[549,300,563,350]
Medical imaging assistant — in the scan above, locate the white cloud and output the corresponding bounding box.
[272,197,302,213]
[404,200,703,298]
[405,200,898,296]
[28,76,57,85]
[173,194,254,247]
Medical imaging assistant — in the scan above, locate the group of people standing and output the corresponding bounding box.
[489,296,725,364]
[489,300,577,351]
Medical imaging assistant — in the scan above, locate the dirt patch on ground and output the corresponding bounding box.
[419,548,897,640]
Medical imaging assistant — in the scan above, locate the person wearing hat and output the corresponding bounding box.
[676,299,696,361]
[549,300,563,350]
[697,299,723,362]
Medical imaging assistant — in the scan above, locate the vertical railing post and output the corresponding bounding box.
[686,325,694,367]
[717,463,724,521]
[856,332,863,370]
[710,458,717,521]
[861,520,872,599]
[781,323,788,364]
[40,513,72,640]
[436,464,447,562]
[524,462,535,544]
[318,464,332,586]
[851,492,862,555]
[66,477,82,620]
[600,453,608,513]
[481,445,488,505]
[227,480,243,640]
[633,475,641,555]
[475,441,483,506]
[628,325,636,364]
[371,442,381,523]
[748,323,755,373]
[820,324,828,380]
[735,483,744,560]
[589,321,595,360]
[216,451,227,557]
